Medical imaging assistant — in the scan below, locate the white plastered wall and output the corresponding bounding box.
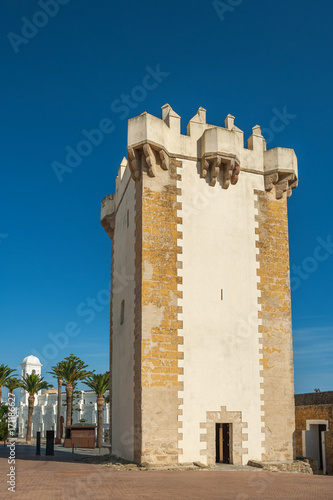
[178,159,265,465]
[111,166,136,460]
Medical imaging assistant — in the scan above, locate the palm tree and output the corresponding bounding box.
[20,373,49,444]
[5,378,20,439]
[61,355,92,428]
[48,361,66,442]
[84,372,109,448]
[5,377,21,403]
[0,365,17,403]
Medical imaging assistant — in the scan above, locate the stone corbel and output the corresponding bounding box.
[101,194,116,239]
[101,213,115,239]
[127,143,170,182]
[158,149,169,171]
[143,143,157,177]
[127,147,140,181]
[201,154,240,188]
[264,171,298,199]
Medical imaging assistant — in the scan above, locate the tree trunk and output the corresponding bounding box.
[66,383,73,428]
[0,386,2,404]
[97,398,104,448]
[26,395,34,444]
[56,378,63,439]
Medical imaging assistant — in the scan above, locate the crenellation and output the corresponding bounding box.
[125,105,297,198]
[247,125,266,152]
[118,156,127,180]
[224,113,235,130]
[186,107,207,139]
[161,103,181,134]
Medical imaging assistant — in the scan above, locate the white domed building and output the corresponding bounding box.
[18,355,109,441]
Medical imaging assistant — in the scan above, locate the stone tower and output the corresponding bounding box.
[101,105,298,466]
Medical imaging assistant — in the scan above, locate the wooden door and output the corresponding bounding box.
[216,423,231,463]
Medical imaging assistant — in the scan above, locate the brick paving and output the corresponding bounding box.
[1,455,333,500]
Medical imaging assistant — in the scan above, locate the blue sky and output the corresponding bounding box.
[0,0,332,397]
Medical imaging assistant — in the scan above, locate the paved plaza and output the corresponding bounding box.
[0,442,333,499]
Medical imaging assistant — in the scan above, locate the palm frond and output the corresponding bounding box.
[84,372,109,398]
[20,373,50,396]
[0,365,17,386]
[4,377,21,392]
[60,354,93,385]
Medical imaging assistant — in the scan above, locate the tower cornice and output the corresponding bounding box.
[124,106,298,198]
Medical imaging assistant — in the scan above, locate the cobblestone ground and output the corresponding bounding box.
[1,455,333,500]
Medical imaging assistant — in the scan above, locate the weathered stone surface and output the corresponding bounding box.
[247,460,313,474]
[295,392,333,406]
[255,188,295,461]
[134,159,183,465]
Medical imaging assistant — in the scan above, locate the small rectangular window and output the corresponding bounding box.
[221,289,223,301]
[120,300,125,325]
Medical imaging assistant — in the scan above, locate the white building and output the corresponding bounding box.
[17,355,109,440]
[101,105,298,466]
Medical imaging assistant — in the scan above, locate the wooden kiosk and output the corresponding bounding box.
[64,424,96,449]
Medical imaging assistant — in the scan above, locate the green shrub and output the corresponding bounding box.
[0,404,8,441]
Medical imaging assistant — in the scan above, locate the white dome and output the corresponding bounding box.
[21,355,42,366]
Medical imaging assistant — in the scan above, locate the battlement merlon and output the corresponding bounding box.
[126,105,298,197]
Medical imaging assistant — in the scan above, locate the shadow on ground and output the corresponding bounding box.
[0,441,110,464]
